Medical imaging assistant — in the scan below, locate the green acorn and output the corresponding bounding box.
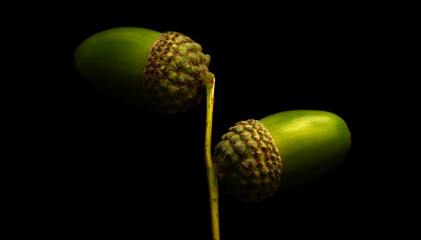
[213,110,351,202]
[74,27,212,115]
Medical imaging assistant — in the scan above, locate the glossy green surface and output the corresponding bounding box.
[260,110,351,190]
[74,27,161,107]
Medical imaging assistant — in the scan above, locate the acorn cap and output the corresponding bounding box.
[213,119,282,202]
[142,31,211,115]
[74,27,212,115]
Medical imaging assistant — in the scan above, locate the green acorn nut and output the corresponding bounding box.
[74,27,212,115]
[213,110,351,202]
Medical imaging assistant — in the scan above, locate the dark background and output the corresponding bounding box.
[16,2,410,239]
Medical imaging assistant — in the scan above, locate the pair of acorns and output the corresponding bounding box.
[75,27,351,202]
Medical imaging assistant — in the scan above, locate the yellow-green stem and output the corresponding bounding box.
[205,73,219,240]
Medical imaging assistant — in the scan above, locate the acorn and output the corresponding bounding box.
[74,27,212,115]
[213,110,351,202]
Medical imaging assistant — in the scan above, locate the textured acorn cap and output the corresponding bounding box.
[213,119,282,202]
[142,31,212,115]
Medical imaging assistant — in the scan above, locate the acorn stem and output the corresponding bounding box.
[204,73,219,240]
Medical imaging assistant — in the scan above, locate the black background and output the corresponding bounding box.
[14,2,411,239]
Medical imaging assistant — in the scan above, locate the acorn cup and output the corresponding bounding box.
[213,110,351,202]
[74,27,212,115]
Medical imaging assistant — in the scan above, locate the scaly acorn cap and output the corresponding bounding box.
[142,31,211,114]
[74,27,212,115]
[213,110,351,202]
[213,119,283,202]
